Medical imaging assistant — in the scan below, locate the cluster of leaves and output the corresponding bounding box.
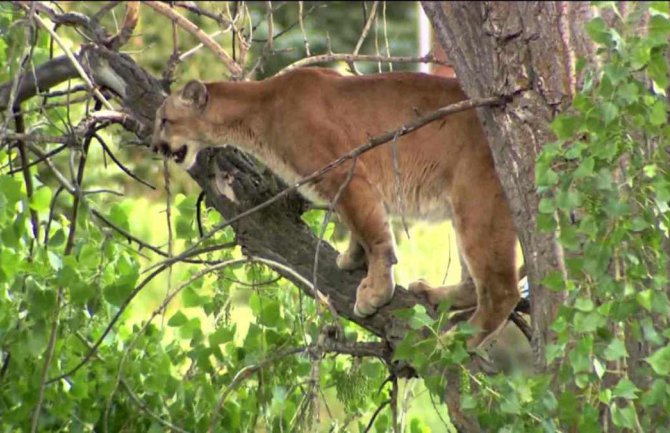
[394,2,670,432]
[0,2,442,432]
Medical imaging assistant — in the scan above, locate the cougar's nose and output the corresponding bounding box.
[152,141,170,156]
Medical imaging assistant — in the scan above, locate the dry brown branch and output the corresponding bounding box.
[143,1,243,78]
[107,1,139,49]
[24,1,109,44]
[19,4,114,110]
[349,0,379,74]
[173,1,233,27]
[276,52,447,76]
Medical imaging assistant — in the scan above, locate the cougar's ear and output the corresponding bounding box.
[180,80,208,111]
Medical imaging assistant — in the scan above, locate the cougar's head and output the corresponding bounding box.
[151,80,211,169]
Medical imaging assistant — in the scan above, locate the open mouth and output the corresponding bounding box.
[173,145,187,164]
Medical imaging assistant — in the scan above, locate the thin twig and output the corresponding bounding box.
[265,1,273,51]
[144,1,243,78]
[161,158,174,327]
[391,376,400,433]
[196,191,206,237]
[19,4,114,110]
[12,108,39,239]
[74,331,192,433]
[208,346,307,433]
[93,133,155,189]
[173,1,233,27]
[349,1,379,74]
[298,1,311,56]
[363,399,391,433]
[46,244,238,384]
[383,1,392,72]
[276,52,445,76]
[31,117,95,433]
[312,159,356,328]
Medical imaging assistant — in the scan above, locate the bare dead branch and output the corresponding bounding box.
[92,133,156,189]
[0,55,78,111]
[276,52,447,76]
[173,1,233,28]
[19,4,114,110]
[25,1,109,44]
[349,1,379,74]
[106,1,140,50]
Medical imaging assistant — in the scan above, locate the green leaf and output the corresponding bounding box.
[408,305,434,330]
[574,297,594,312]
[648,50,669,90]
[613,377,639,400]
[650,1,669,13]
[29,187,52,212]
[601,102,619,125]
[630,41,651,69]
[649,99,667,126]
[47,251,62,271]
[551,115,581,139]
[646,344,670,375]
[47,228,65,247]
[182,287,207,307]
[573,157,595,179]
[108,203,130,232]
[168,311,189,327]
[538,197,555,214]
[636,289,654,311]
[209,326,235,346]
[617,82,639,104]
[611,403,637,429]
[542,271,566,291]
[604,338,628,361]
[102,254,139,307]
[585,17,612,46]
[556,189,582,211]
[258,300,281,327]
[0,175,23,204]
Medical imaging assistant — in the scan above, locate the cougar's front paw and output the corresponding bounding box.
[353,272,394,317]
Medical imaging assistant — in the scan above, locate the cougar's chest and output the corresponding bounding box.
[249,144,327,205]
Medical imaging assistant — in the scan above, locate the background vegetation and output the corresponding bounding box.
[2,2,670,433]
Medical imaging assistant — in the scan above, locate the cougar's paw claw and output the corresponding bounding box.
[353,275,394,317]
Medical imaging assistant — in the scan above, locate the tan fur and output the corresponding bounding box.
[151,68,520,347]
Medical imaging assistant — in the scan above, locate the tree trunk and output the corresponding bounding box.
[422,1,596,370]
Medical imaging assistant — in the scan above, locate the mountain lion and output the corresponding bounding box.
[151,68,520,347]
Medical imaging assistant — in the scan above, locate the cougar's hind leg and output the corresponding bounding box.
[332,170,397,317]
[409,227,477,309]
[336,236,367,271]
[451,176,520,348]
[408,278,477,309]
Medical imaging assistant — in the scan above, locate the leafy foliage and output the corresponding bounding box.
[390,2,670,432]
[0,2,443,432]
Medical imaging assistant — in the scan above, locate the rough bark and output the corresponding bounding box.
[422,1,595,370]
